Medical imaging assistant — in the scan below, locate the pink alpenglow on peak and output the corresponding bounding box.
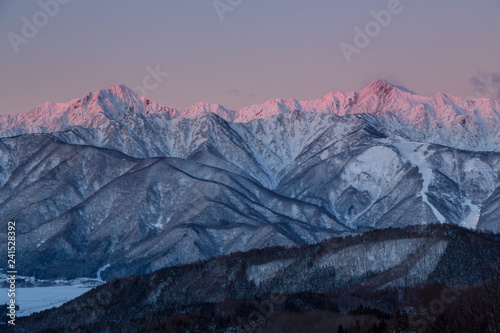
[1,81,500,152]
[183,102,235,121]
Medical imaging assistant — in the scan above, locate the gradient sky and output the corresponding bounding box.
[1,0,500,115]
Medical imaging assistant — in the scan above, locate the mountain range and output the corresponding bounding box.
[1,80,500,280]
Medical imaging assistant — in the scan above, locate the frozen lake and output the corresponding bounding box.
[1,286,92,317]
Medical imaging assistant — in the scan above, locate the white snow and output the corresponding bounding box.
[393,142,446,223]
[382,240,448,288]
[316,238,426,281]
[246,259,294,286]
[0,286,91,317]
[97,264,110,281]
[319,150,330,161]
[2,80,500,155]
[332,145,405,227]
[316,238,448,287]
[153,217,168,229]
[463,198,481,229]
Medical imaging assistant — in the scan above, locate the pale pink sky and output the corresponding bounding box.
[1,0,500,115]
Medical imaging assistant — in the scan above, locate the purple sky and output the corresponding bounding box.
[1,0,500,115]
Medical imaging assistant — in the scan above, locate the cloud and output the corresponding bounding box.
[360,73,415,94]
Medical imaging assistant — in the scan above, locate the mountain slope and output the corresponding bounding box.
[16,224,500,332]
[0,135,349,279]
[1,82,500,279]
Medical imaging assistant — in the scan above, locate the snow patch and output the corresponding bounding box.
[382,240,449,288]
[153,217,169,230]
[393,142,446,223]
[319,150,330,161]
[97,264,110,281]
[0,286,91,317]
[316,238,427,281]
[246,259,294,286]
[463,198,481,229]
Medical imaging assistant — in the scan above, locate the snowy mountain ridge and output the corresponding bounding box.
[2,80,500,152]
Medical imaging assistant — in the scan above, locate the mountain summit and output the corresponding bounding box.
[2,81,500,151]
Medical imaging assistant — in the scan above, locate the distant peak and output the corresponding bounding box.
[361,80,418,95]
[4,81,500,139]
[183,102,235,121]
[361,80,397,95]
[99,84,139,99]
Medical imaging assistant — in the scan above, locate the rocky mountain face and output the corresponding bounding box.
[1,81,499,280]
[16,224,500,332]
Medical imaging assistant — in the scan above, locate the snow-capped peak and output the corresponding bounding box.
[0,84,166,136]
[183,102,235,121]
[360,79,397,96]
[2,81,500,153]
